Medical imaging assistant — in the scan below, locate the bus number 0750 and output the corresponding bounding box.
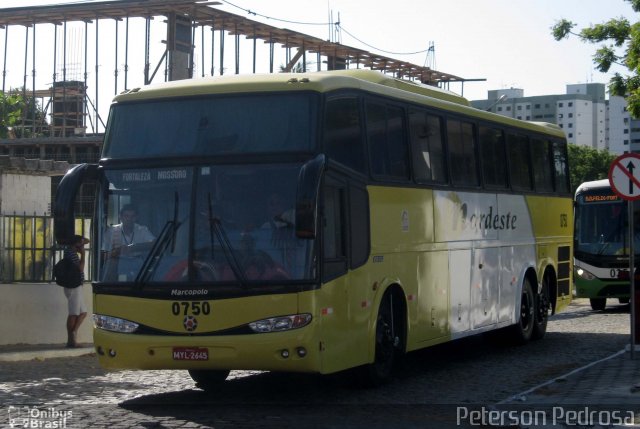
[171,301,211,316]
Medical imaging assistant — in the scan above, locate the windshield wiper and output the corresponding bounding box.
[135,192,181,285]
[207,193,247,288]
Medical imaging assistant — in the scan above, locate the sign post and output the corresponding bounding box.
[609,153,640,359]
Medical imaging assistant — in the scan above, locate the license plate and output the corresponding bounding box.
[172,347,209,361]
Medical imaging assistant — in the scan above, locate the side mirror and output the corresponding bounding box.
[54,163,100,244]
[295,154,326,239]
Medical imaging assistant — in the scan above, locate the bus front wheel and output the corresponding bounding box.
[357,291,401,387]
[188,369,230,390]
[590,298,607,311]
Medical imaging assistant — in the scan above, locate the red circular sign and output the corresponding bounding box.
[609,153,640,201]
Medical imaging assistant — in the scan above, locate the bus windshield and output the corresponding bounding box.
[574,191,638,257]
[102,93,318,158]
[98,163,316,286]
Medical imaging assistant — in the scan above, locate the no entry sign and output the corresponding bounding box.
[608,153,640,358]
[609,153,640,201]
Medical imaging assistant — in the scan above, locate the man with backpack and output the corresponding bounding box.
[62,235,89,348]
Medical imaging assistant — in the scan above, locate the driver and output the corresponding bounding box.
[103,204,155,257]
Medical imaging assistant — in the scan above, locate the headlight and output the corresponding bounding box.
[249,314,312,333]
[575,267,596,280]
[93,314,139,333]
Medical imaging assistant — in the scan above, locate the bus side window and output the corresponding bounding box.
[507,133,533,191]
[366,101,410,180]
[323,97,366,174]
[409,109,447,184]
[447,119,479,187]
[531,138,554,192]
[552,140,570,194]
[479,125,507,189]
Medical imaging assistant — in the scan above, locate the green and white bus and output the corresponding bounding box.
[54,69,573,388]
[574,179,633,310]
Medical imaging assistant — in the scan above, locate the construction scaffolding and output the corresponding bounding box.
[0,0,479,159]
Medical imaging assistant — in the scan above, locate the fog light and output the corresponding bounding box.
[296,347,307,358]
[108,349,116,357]
[96,346,104,356]
[281,349,289,358]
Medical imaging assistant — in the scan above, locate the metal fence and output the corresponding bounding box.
[0,213,92,283]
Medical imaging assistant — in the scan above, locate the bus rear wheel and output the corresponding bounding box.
[532,276,550,340]
[188,369,230,390]
[590,298,607,311]
[509,277,535,345]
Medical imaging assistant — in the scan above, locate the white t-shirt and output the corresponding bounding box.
[102,223,155,251]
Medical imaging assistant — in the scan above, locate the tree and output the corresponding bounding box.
[0,90,48,138]
[0,92,24,138]
[552,0,640,117]
[568,144,617,193]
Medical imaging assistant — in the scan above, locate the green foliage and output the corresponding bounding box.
[568,144,617,193]
[0,90,48,138]
[0,92,25,138]
[552,1,640,117]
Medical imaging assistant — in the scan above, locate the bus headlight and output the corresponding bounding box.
[575,267,596,281]
[93,314,139,333]
[249,314,312,333]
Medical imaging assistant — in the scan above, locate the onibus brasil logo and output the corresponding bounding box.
[7,405,72,428]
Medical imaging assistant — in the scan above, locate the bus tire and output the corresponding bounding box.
[532,276,550,340]
[590,298,606,311]
[188,369,230,390]
[508,277,535,345]
[357,290,400,387]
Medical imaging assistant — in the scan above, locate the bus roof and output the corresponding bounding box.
[575,179,611,196]
[113,69,565,138]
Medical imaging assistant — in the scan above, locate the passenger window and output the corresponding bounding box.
[507,133,533,190]
[479,126,507,189]
[323,98,366,173]
[447,119,479,186]
[409,110,446,184]
[367,102,410,180]
[552,140,570,193]
[531,138,554,192]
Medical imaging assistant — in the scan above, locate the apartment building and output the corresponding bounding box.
[470,83,633,153]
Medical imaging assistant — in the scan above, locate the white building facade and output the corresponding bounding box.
[472,83,619,152]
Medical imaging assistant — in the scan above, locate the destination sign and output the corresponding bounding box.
[583,194,620,203]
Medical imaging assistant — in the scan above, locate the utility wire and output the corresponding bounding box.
[220,0,431,57]
[338,24,431,56]
[220,0,330,26]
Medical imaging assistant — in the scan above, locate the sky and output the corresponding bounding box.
[0,0,637,125]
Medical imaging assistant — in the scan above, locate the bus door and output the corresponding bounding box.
[318,170,371,371]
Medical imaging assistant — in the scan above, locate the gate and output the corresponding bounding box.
[0,213,92,282]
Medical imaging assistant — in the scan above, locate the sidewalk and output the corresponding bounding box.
[500,347,640,406]
[0,343,94,362]
[496,346,640,428]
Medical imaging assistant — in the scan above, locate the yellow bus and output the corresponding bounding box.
[54,69,573,387]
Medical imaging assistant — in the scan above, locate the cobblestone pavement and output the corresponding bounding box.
[0,299,637,428]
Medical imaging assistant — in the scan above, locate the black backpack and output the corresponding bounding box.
[53,258,83,288]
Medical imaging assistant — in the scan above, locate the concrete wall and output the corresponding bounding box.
[0,283,93,345]
[0,173,51,215]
